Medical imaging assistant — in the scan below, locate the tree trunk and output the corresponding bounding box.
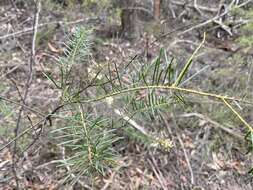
[154,0,161,20]
[120,0,139,39]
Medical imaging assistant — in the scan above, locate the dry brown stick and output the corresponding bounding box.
[171,113,195,185]
[176,133,195,185]
[179,0,250,35]
[148,157,168,190]
[101,163,126,190]
[168,3,176,18]
[179,14,220,35]
[114,108,149,136]
[193,0,204,15]
[0,18,87,40]
[145,0,251,50]
[213,19,233,36]
[237,0,253,8]
[11,1,41,189]
[171,0,218,13]
[101,171,117,190]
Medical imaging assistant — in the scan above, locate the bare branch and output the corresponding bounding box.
[11,1,41,188]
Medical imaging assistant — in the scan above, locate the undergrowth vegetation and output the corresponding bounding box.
[40,26,253,184]
[1,1,253,188]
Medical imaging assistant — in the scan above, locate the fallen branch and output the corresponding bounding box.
[171,0,218,13]
[0,18,89,40]
[178,0,251,35]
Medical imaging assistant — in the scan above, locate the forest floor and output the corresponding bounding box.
[0,1,253,190]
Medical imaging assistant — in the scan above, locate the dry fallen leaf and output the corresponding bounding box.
[206,152,225,170]
[48,42,61,53]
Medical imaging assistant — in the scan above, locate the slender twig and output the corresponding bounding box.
[173,32,206,86]
[0,64,24,80]
[0,95,45,117]
[179,15,220,35]
[237,0,253,8]
[170,0,218,13]
[11,1,41,189]
[2,84,252,152]
[148,157,168,190]
[180,65,210,86]
[213,19,233,36]
[114,108,148,136]
[78,85,253,134]
[193,0,204,15]
[0,18,90,40]
[8,77,26,104]
[0,119,45,152]
[82,85,253,105]
[222,98,253,133]
[177,131,195,184]
[171,112,195,185]
[179,0,250,35]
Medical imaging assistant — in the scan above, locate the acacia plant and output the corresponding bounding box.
[31,26,253,184]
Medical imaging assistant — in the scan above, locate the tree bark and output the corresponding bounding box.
[154,0,161,20]
[120,0,139,39]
